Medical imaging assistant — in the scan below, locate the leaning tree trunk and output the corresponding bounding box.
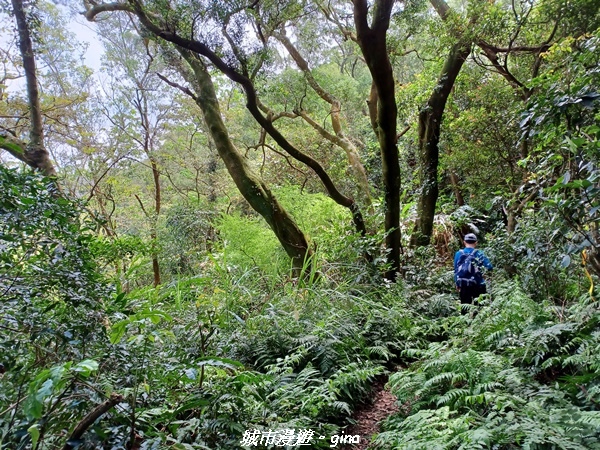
[274,30,373,209]
[2,0,56,176]
[411,40,471,247]
[121,0,368,238]
[181,51,312,273]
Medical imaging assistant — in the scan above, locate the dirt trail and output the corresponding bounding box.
[342,381,399,450]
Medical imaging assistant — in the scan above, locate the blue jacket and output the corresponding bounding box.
[454,248,493,286]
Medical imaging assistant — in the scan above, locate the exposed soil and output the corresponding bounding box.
[341,380,399,450]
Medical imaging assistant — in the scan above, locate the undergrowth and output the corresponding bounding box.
[2,167,600,449]
[373,280,600,450]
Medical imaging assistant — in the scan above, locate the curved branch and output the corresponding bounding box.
[62,393,123,450]
[273,29,337,105]
[83,2,133,21]
[316,2,358,42]
[259,142,308,178]
[123,0,367,235]
[156,72,197,101]
[273,28,372,206]
[477,43,530,100]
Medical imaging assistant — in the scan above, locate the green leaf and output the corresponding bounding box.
[109,319,129,344]
[37,379,54,400]
[171,444,195,450]
[137,309,173,324]
[72,359,99,377]
[25,398,43,420]
[174,396,209,415]
[28,424,40,448]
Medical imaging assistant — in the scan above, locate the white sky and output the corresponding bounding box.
[68,10,104,74]
[1,4,104,92]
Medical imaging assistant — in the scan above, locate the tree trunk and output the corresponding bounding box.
[118,2,368,238]
[274,30,373,208]
[448,171,465,206]
[5,0,56,176]
[86,2,366,265]
[411,40,471,247]
[181,51,312,273]
[150,158,161,286]
[353,0,401,280]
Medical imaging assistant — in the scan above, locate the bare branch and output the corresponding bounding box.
[134,194,150,218]
[156,72,197,100]
[477,44,530,100]
[83,2,133,21]
[479,41,552,54]
[62,393,124,450]
[258,142,308,178]
[396,125,410,143]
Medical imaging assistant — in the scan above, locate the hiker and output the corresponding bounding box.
[454,233,493,305]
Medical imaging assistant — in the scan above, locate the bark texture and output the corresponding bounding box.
[411,40,471,247]
[353,0,401,280]
[181,51,312,272]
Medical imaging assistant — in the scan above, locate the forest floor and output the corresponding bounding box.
[342,379,399,449]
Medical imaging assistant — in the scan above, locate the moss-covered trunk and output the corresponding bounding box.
[182,52,312,272]
[411,41,471,247]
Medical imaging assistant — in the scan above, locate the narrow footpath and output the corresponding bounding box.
[342,381,399,449]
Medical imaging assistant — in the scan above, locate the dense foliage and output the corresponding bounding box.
[2,164,599,448]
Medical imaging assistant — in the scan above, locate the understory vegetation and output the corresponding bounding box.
[1,164,599,449]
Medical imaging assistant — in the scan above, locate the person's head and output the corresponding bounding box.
[463,233,478,248]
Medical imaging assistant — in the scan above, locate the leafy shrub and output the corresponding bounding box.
[215,213,287,275]
[0,167,112,448]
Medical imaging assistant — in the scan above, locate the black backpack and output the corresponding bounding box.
[455,250,483,287]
